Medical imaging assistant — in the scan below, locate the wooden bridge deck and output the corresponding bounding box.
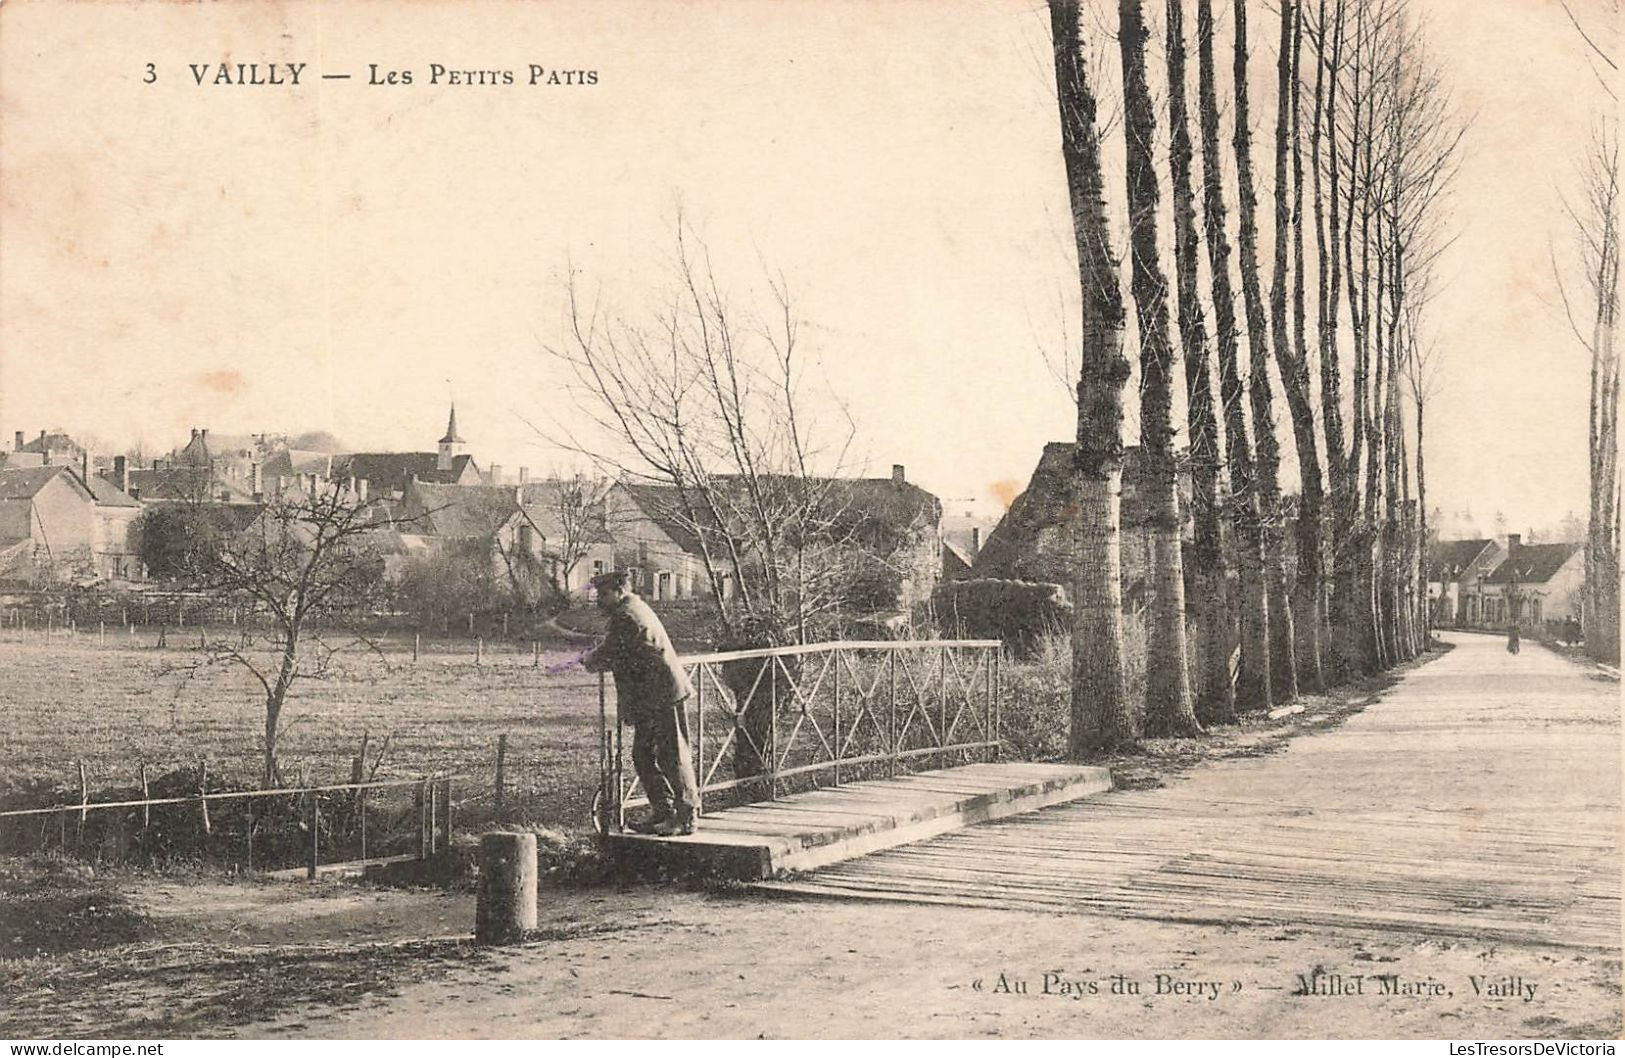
[602,761,1113,881]
[756,636,1622,952]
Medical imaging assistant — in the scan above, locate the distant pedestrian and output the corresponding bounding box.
[1507,624,1521,655]
[584,571,699,836]
[1564,615,1582,647]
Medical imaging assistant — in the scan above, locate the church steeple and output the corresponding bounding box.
[437,404,466,471]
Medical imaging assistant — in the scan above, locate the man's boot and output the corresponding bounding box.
[651,809,696,837]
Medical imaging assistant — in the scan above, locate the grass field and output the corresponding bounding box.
[0,628,607,831]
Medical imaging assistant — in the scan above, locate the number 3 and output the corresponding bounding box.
[143,63,156,84]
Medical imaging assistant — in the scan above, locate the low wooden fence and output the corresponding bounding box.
[0,774,456,877]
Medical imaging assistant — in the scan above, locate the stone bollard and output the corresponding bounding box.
[475,832,537,945]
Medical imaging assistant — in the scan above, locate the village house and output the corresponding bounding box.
[606,465,944,614]
[1425,538,1500,626]
[0,461,142,585]
[1476,535,1585,630]
[971,443,1195,611]
[398,478,615,598]
[124,429,259,505]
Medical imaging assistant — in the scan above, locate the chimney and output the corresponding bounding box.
[1507,533,1521,555]
[891,464,906,485]
[190,428,199,441]
[971,526,982,553]
[518,466,529,484]
[13,431,21,451]
[38,430,46,445]
[514,485,524,504]
[114,455,128,494]
[491,463,503,485]
[251,462,263,497]
[80,452,90,484]
[200,429,208,443]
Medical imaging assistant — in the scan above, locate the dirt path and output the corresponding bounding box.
[224,634,1619,1039]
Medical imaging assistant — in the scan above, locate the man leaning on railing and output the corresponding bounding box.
[583,570,700,836]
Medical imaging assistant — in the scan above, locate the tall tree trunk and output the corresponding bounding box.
[1198,0,1272,710]
[1232,0,1296,703]
[1315,0,1354,682]
[1415,396,1430,648]
[1119,0,1201,737]
[1275,0,1326,692]
[1049,0,1136,753]
[1167,0,1236,725]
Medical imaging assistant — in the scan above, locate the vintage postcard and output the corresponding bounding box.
[0,0,1619,1045]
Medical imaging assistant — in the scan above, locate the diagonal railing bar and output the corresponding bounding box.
[942,649,990,745]
[836,650,891,756]
[893,650,942,749]
[602,639,1000,832]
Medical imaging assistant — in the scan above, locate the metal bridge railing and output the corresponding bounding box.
[596,639,1002,833]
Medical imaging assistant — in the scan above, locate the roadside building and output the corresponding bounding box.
[1425,538,1500,626]
[1478,535,1585,630]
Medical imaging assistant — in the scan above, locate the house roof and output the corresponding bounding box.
[331,452,477,494]
[84,473,141,508]
[0,465,91,502]
[125,466,257,504]
[614,473,939,559]
[513,481,615,544]
[261,448,334,480]
[942,539,974,575]
[403,482,520,538]
[1485,542,1582,585]
[1427,538,1495,580]
[16,431,82,455]
[972,443,1173,581]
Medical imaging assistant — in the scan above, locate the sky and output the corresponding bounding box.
[0,0,1615,536]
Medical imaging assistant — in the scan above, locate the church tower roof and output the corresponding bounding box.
[439,404,465,445]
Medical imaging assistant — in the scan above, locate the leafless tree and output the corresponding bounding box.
[1118,0,1201,736]
[1050,0,1137,752]
[543,220,924,651]
[1557,128,1622,663]
[176,483,393,785]
[1198,0,1273,710]
[1166,0,1236,724]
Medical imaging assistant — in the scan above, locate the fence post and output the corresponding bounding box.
[494,735,507,823]
[476,638,483,666]
[413,632,420,663]
[832,650,842,787]
[437,778,452,851]
[198,759,211,836]
[532,640,540,667]
[246,795,255,872]
[415,780,429,859]
[139,764,150,832]
[769,658,779,800]
[888,651,898,778]
[940,646,949,752]
[99,621,105,646]
[76,761,88,846]
[307,793,319,880]
[695,664,705,817]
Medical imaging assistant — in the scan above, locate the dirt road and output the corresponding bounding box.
[244,634,1620,1039]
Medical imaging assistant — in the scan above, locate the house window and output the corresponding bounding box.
[518,525,534,553]
[658,571,672,601]
[592,559,605,576]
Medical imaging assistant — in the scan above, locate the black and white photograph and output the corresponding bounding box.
[0,0,1619,1044]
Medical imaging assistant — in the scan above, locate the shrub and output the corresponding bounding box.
[998,615,1148,760]
[931,579,1072,657]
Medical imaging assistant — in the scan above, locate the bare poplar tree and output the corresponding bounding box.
[1119,0,1201,736]
[1167,0,1236,724]
[1049,0,1137,752]
[1232,0,1297,703]
[1272,0,1327,691]
[1198,0,1272,710]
